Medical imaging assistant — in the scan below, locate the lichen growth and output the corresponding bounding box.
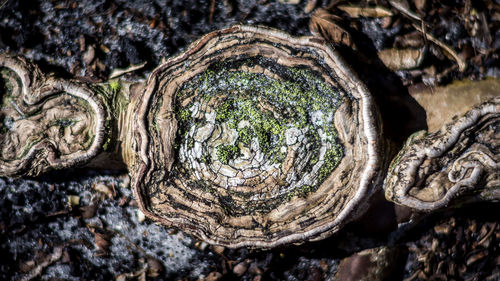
[109,80,121,93]
[216,144,240,165]
[318,147,344,182]
[286,185,314,200]
[238,126,253,145]
[178,108,191,124]
[174,57,345,197]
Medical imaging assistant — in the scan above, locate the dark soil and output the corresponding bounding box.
[0,0,498,280]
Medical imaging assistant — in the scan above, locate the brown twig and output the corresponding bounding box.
[209,0,216,24]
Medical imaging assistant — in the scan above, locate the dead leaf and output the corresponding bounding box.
[233,259,251,276]
[304,0,317,13]
[279,0,300,4]
[146,256,164,278]
[92,230,112,255]
[412,24,467,72]
[309,8,356,49]
[93,182,115,199]
[19,246,64,281]
[388,0,422,21]
[433,224,451,235]
[203,272,223,281]
[337,5,393,18]
[115,273,127,281]
[67,195,80,207]
[83,45,95,65]
[414,0,427,12]
[114,265,147,281]
[138,270,146,281]
[99,44,110,53]
[212,245,225,255]
[394,30,425,48]
[464,9,492,53]
[466,250,488,265]
[79,204,98,219]
[378,48,425,70]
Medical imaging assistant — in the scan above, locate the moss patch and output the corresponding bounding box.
[175,57,345,196]
[216,144,240,165]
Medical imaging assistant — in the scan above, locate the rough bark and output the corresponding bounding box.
[384,97,499,210]
[0,54,112,177]
[130,25,384,248]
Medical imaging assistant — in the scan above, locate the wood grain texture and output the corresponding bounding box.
[130,25,384,248]
[384,97,499,210]
[0,54,111,177]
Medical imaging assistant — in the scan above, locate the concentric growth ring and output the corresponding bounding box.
[131,25,383,248]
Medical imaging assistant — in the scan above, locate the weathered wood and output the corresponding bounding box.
[384,97,499,210]
[129,25,384,248]
[0,54,112,177]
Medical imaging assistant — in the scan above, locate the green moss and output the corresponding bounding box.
[175,57,346,190]
[187,138,195,149]
[102,136,112,151]
[178,108,191,124]
[286,185,315,200]
[216,144,240,165]
[201,154,210,164]
[318,146,343,182]
[254,126,271,152]
[109,80,121,93]
[216,100,234,121]
[238,126,254,145]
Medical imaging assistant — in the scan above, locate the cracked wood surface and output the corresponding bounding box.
[130,25,384,248]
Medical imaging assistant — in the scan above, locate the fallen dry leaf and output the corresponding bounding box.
[19,246,64,281]
[146,256,164,278]
[92,230,112,255]
[412,24,467,72]
[337,5,393,18]
[79,204,98,219]
[233,259,251,276]
[309,8,355,48]
[378,48,425,70]
[92,182,115,199]
[109,61,147,79]
[304,0,317,13]
[388,0,422,21]
[279,0,300,4]
[67,195,80,207]
[203,271,223,281]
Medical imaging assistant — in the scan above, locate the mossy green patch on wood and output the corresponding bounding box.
[216,144,240,165]
[174,57,345,197]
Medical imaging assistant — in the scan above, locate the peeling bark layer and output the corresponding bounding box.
[130,25,383,248]
[384,97,499,210]
[0,54,111,177]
